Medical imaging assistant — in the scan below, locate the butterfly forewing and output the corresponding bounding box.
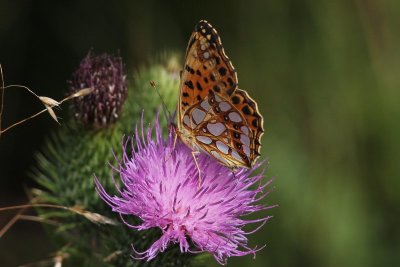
[180,21,238,113]
[178,20,264,168]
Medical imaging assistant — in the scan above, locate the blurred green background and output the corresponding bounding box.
[1,0,399,266]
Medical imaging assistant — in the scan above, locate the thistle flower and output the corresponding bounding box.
[68,53,128,128]
[95,117,275,265]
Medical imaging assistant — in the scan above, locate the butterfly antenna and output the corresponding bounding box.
[150,81,173,124]
[171,107,177,123]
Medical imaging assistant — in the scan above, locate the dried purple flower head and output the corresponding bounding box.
[95,117,275,265]
[69,53,128,128]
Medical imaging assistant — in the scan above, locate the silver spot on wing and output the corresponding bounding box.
[211,150,229,164]
[219,101,231,112]
[240,134,250,147]
[216,140,229,154]
[200,99,211,111]
[215,94,222,102]
[228,112,242,122]
[243,145,251,157]
[184,115,195,128]
[192,108,206,124]
[196,135,212,144]
[231,149,242,162]
[206,122,226,136]
[241,126,249,135]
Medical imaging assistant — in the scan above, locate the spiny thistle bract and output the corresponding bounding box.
[32,53,196,266]
[95,115,274,265]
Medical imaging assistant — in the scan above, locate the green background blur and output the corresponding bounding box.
[1,0,399,266]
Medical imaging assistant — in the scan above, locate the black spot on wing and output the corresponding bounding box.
[196,82,203,91]
[242,106,252,115]
[227,77,234,87]
[218,67,227,76]
[227,87,235,96]
[252,118,258,127]
[231,96,240,104]
[248,101,256,108]
[210,73,216,81]
[184,80,194,90]
[185,65,195,74]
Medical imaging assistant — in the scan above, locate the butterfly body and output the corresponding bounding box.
[177,20,264,169]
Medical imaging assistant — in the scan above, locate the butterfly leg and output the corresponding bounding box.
[191,150,202,187]
[164,128,179,163]
[230,166,239,179]
[172,130,178,150]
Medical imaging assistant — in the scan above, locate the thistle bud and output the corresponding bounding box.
[68,53,128,128]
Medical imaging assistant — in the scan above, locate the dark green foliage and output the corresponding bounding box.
[31,54,198,267]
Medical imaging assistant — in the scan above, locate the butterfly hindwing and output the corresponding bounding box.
[178,20,264,169]
[180,90,250,167]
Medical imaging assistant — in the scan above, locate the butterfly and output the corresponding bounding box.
[176,20,264,169]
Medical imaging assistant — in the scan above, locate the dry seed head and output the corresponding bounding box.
[45,106,60,124]
[70,206,118,225]
[39,96,60,107]
[70,87,94,98]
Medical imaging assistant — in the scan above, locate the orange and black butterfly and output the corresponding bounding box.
[176,20,264,169]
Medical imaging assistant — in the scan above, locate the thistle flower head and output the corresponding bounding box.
[68,53,128,128]
[95,117,274,265]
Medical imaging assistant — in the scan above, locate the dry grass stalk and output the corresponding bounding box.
[0,65,93,135]
[0,202,117,238]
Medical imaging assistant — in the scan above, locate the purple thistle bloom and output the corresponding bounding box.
[95,117,275,265]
